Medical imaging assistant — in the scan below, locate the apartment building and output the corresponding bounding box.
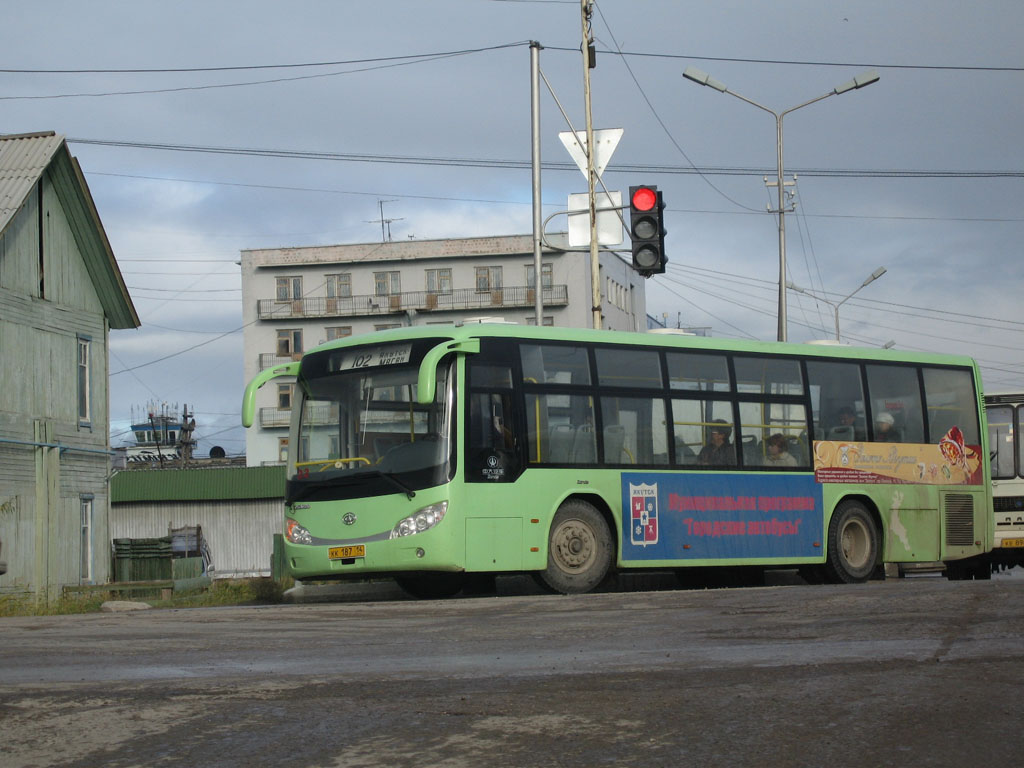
[240,233,646,466]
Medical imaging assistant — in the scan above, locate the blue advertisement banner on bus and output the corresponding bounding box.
[620,472,824,561]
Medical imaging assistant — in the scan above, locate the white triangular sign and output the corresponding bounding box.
[558,128,623,179]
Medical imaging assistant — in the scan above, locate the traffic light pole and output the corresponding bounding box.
[580,0,602,330]
[531,41,543,327]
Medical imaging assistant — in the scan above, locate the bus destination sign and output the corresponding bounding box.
[339,344,412,370]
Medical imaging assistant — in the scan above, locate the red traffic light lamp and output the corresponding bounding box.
[629,185,666,276]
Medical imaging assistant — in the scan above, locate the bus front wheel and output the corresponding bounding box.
[535,500,613,594]
[825,501,879,584]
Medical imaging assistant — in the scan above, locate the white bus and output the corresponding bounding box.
[984,393,1024,572]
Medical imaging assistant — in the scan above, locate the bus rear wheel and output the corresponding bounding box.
[825,501,879,584]
[535,500,613,594]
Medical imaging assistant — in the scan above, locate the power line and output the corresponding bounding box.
[70,138,1024,180]
[4,40,1017,76]
[0,42,530,100]
[0,44,529,74]
[91,170,1024,224]
[545,44,1024,72]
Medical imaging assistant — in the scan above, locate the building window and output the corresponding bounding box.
[278,438,289,464]
[276,276,302,301]
[276,329,303,358]
[426,268,452,294]
[326,273,352,299]
[374,323,402,331]
[476,266,502,292]
[374,271,401,296]
[526,263,553,289]
[80,495,94,582]
[77,337,91,424]
[325,326,352,341]
[278,384,293,410]
[525,316,555,326]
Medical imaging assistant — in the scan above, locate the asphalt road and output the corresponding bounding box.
[2,577,1023,767]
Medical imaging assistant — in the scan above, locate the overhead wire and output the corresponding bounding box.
[0,42,531,100]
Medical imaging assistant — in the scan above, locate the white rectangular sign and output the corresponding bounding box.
[568,191,623,247]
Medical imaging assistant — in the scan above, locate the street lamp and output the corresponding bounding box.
[682,66,880,342]
[786,266,887,342]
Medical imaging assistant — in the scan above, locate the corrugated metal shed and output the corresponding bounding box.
[111,466,286,503]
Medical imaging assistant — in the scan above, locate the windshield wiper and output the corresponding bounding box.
[287,468,416,503]
[361,469,416,499]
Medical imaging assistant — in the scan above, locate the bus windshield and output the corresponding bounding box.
[288,339,454,502]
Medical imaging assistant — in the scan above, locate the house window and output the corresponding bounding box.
[278,384,293,410]
[374,323,402,331]
[276,329,303,358]
[80,495,94,582]
[77,337,91,424]
[278,438,289,464]
[526,263,553,289]
[476,266,502,292]
[426,268,452,294]
[326,274,352,299]
[276,276,302,301]
[325,326,352,341]
[374,271,401,296]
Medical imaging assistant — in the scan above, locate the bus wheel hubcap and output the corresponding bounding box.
[841,520,869,568]
[554,521,593,571]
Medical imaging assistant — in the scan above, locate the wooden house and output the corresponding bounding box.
[0,131,139,600]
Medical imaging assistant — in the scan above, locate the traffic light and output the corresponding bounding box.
[629,185,666,276]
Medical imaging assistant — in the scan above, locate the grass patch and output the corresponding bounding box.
[0,577,294,617]
[148,577,291,609]
[0,591,111,617]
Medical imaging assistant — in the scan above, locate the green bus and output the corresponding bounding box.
[242,323,991,596]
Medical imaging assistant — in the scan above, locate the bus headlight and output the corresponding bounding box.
[286,518,313,545]
[389,501,448,539]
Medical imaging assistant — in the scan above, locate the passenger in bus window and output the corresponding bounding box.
[874,411,901,442]
[831,406,866,441]
[698,420,736,466]
[763,433,798,467]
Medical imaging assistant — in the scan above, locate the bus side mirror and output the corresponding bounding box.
[241,362,300,427]
[416,339,480,405]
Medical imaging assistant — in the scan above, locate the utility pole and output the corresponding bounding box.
[178,404,196,469]
[530,41,544,327]
[580,0,601,330]
[149,412,164,467]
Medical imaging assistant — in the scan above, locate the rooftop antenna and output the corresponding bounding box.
[367,199,403,242]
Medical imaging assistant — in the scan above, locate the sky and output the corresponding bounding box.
[3,0,1022,458]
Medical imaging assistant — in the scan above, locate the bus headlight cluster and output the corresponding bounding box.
[286,518,313,545]
[389,501,448,539]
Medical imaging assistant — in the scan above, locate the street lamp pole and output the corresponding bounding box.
[787,266,887,342]
[682,67,880,342]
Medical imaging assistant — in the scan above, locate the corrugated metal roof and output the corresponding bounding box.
[0,131,139,329]
[111,466,287,503]
[0,131,64,234]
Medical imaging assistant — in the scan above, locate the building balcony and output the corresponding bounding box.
[259,407,292,428]
[258,404,337,428]
[258,353,299,371]
[256,285,569,320]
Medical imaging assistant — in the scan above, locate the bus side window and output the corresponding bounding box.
[923,367,980,445]
[865,364,924,443]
